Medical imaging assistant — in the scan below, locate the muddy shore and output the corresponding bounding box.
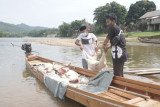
[25,37,160,48]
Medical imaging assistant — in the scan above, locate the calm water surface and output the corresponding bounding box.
[0,38,160,107]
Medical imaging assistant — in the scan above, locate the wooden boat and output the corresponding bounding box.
[138,36,160,44]
[25,54,160,107]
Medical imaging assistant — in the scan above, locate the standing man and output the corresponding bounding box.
[103,13,128,77]
[75,26,98,69]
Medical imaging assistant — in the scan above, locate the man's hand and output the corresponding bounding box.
[95,46,99,52]
[103,44,111,53]
[75,39,83,50]
[80,45,83,50]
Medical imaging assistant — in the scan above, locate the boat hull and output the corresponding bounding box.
[25,54,160,107]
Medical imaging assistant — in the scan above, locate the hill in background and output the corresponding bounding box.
[0,21,49,33]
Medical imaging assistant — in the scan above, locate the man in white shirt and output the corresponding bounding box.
[75,26,98,69]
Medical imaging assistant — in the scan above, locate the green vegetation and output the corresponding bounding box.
[58,22,73,37]
[93,0,156,34]
[28,28,58,37]
[125,31,160,37]
[126,0,156,25]
[0,22,48,33]
[58,19,94,37]
[0,22,27,33]
[0,21,57,37]
[97,31,160,37]
[93,1,127,34]
[0,30,7,37]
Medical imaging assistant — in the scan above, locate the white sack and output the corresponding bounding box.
[65,70,79,80]
[83,50,107,72]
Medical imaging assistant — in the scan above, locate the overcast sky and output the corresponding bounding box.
[0,0,160,28]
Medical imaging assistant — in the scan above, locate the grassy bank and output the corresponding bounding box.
[97,31,160,37]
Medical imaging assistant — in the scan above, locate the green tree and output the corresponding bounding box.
[0,30,7,37]
[126,0,156,25]
[71,20,85,31]
[93,1,127,34]
[58,19,91,37]
[58,22,73,37]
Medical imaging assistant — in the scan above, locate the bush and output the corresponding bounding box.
[138,22,147,31]
[126,23,139,32]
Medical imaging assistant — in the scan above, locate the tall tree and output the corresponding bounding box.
[126,0,156,25]
[70,20,86,31]
[93,1,127,34]
[58,22,73,37]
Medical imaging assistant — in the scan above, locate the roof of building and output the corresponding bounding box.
[139,10,160,19]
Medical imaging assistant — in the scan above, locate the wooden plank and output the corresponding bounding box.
[135,99,160,107]
[97,93,117,101]
[114,76,160,90]
[113,79,160,95]
[99,92,128,101]
[108,88,137,99]
[65,89,116,107]
[109,86,150,99]
[29,60,44,66]
[123,97,144,104]
[67,86,135,107]
[37,56,53,63]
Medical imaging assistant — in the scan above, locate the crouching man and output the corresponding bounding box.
[75,26,98,69]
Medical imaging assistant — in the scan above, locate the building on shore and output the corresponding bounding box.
[139,10,160,31]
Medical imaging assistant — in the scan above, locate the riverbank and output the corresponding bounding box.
[25,37,160,48]
[25,38,77,47]
[97,31,160,37]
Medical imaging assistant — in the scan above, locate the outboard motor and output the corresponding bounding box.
[21,43,32,54]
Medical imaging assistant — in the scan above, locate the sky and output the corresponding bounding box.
[0,0,160,28]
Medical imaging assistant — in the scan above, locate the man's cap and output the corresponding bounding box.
[79,26,86,31]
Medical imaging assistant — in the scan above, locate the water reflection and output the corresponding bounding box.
[127,45,160,70]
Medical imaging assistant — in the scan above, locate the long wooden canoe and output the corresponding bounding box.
[138,36,160,44]
[25,54,160,107]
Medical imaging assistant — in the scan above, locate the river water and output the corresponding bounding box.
[0,38,160,107]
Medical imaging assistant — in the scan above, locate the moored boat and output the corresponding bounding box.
[138,36,160,44]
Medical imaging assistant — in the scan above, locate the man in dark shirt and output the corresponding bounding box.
[103,13,128,77]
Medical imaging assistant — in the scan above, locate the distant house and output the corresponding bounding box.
[139,10,160,31]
